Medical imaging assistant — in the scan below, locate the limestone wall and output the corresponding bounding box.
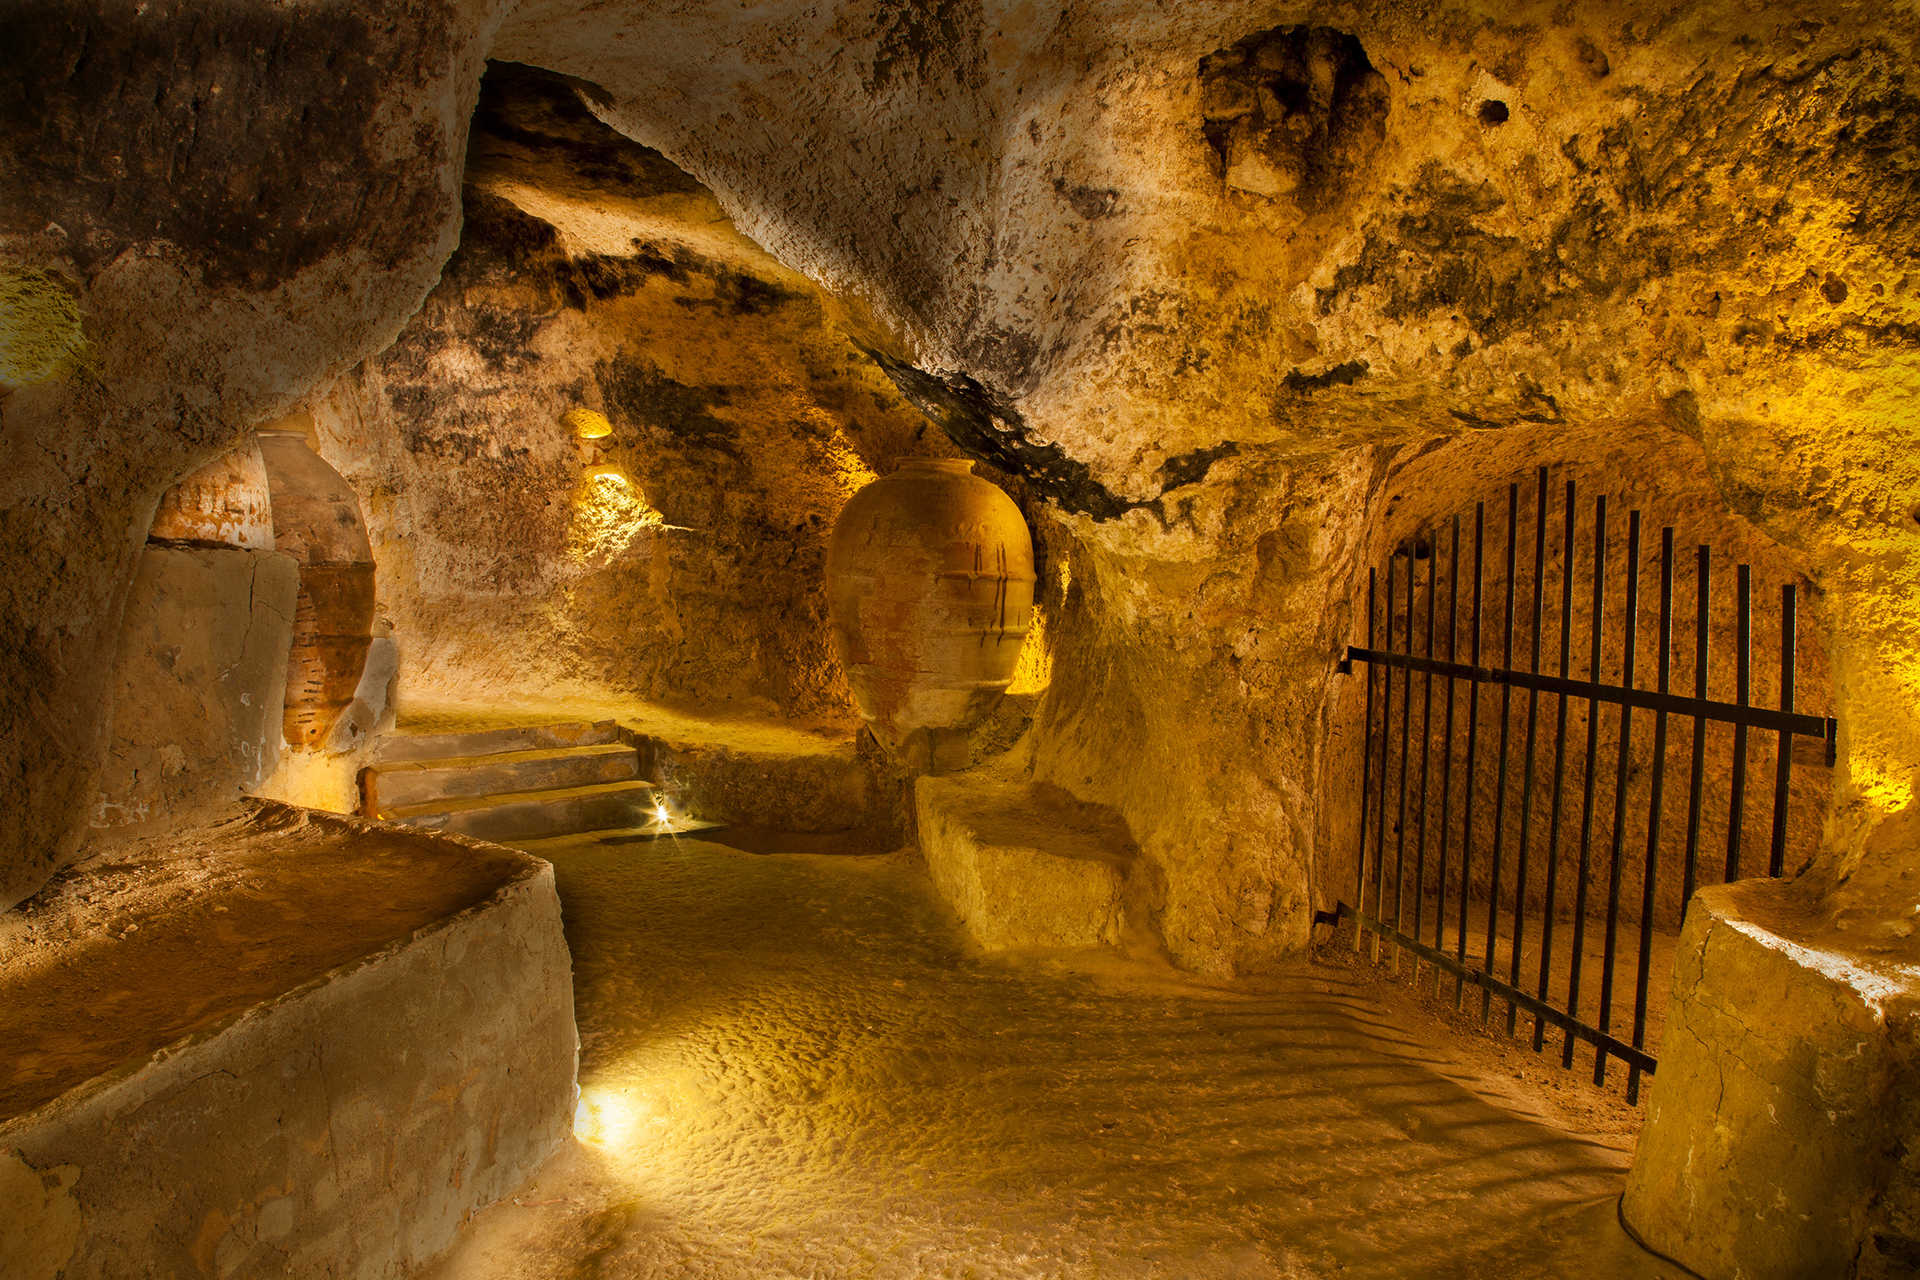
[2,0,1917,986]
[0,0,507,911]
[309,64,942,724]
[481,1,1920,968]
[91,545,299,832]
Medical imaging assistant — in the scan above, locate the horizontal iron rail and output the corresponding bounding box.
[1341,645,1831,743]
[1333,902,1658,1076]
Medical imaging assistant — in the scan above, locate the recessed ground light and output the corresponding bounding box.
[1478,99,1510,125]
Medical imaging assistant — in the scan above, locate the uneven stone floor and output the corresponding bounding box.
[428,834,1681,1279]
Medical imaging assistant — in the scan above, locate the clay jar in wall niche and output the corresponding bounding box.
[147,439,276,550]
[826,458,1035,771]
[255,419,376,751]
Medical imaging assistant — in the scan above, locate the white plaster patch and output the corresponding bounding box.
[1722,915,1920,1009]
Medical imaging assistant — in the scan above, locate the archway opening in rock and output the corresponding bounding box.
[1313,421,1836,1111]
[217,61,1060,854]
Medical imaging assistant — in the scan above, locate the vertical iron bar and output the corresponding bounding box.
[1563,495,1608,1069]
[1393,546,1415,956]
[1769,585,1799,878]
[1356,568,1376,950]
[1434,516,1462,985]
[1627,529,1675,1103]
[1506,467,1548,1036]
[1534,481,1578,1052]
[1481,484,1520,1022]
[1595,511,1642,1087]
[1412,534,1438,957]
[1726,566,1752,880]
[1681,547,1710,917]
[1372,556,1395,960]
[1456,503,1486,1007]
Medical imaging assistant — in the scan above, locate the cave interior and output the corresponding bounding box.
[3,5,1919,1279]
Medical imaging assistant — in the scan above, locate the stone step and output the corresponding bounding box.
[385,779,660,843]
[365,743,641,813]
[374,720,622,765]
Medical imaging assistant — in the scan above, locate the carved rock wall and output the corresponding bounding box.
[311,64,942,722]
[3,2,1917,989]
[489,0,1920,966]
[0,0,508,910]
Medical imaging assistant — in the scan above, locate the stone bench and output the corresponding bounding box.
[914,769,1146,952]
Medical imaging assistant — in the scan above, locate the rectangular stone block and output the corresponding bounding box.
[1,804,577,1280]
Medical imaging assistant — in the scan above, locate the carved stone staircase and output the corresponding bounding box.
[360,720,665,844]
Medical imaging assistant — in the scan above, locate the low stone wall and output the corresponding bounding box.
[1623,877,1920,1279]
[639,727,882,837]
[0,804,577,1279]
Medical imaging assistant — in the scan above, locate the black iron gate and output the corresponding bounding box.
[1335,467,1835,1101]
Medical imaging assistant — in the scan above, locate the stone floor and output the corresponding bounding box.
[428,834,1683,1279]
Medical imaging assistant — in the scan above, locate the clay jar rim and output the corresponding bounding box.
[895,458,977,475]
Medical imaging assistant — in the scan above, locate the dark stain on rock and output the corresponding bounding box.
[958,325,1045,398]
[471,61,705,198]
[1198,25,1389,210]
[1052,178,1120,220]
[862,347,1242,523]
[674,270,801,316]
[1449,409,1507,430]
[562,255,659,307]
[1665,389,1703,440]
[861,346,1148,521]
[1576,38,1611,79]
[1514,378,1563,423]
[464,308,543,368]
[1281,359,1369,392]
[0,1,460,286]
[867,2,973,94]
[628,242,696,284]
[596,356,740,457]
[1160,443,1240,490]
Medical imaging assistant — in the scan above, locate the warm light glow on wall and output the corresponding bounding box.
[824,430,878,496]
[0,267,89,392]
[564,407,614,440]
[252,747,362,815]
[568,465,667,568]
[1006,606,1053,694]
[1847,757,1915,817]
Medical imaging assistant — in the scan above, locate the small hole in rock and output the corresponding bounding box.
[1478,99,1510,125]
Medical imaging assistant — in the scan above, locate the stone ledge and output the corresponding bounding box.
[1623,876,1920,1280]
[0,801,577,1279]
[632,723,879,837]
[914,768,1144,952]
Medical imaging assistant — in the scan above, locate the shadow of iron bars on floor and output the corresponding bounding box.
[1330,465,1835,1103]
